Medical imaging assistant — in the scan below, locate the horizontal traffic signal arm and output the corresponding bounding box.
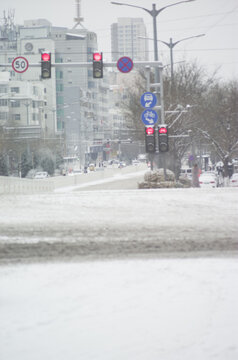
[1,61,163,69]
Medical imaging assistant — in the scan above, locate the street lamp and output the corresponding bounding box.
[140,33,205,100]
[111,1,195,66]
[157,34,205,83]
[139,33,205,83]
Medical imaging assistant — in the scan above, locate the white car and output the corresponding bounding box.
[230,173,238,187]
[180,168,192,180]
[34,171,48,179]
[199,173,217,188]
[203,171,219,186]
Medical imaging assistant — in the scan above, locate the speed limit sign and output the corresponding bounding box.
[12,56,29,73]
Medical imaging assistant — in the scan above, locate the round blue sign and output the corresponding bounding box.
[141,92,157,109]
[141,109,158,126]
[117,57,133,73]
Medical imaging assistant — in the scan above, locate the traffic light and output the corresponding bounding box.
[41,52,51,79]
[158,125,169,152]
[93,52,103,78]
[145,126,156,153]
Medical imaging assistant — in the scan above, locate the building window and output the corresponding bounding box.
[0,86,7,94]
[56,83,64,92]
[10,100,20,107]
[10,87,20,93]
[0,112,7,120]
[12,114,21,121]
[56,71,63,79]
[0,99,8,106]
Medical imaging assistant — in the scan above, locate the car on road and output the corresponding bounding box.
[199,172,217,188]
[230,173,238,187]
[118,161,126,168]
[180,167,192,180]
[34,171,49,179]
[132,159,140,166]
[88,163,95,171]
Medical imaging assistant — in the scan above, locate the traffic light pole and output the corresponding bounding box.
[1,60,163,69]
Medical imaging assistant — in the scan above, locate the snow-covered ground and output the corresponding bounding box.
[0,258,238,360]
[0,179,238,359]
[0,187,237,258]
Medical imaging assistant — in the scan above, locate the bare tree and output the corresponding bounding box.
[195,80,238,175]
[115,60,238,176]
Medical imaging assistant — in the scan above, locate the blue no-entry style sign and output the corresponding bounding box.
[141,109,158,126]
[117,56,133,73]
[141,92,157,108]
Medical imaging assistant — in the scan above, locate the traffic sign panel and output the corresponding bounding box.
[12,56,29,73]
[117,56,133,73]
[141,92,157,108]
[141,109,158,126]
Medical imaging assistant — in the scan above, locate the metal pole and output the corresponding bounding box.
[26,103,29,125]
[169,38,174,84]
[145,66,150,91]
[152,5,158,62]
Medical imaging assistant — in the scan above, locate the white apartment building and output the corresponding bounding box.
[0,19,57,135]
[111,17,149,62]
[51,25,110,160]
[0,72,45,130]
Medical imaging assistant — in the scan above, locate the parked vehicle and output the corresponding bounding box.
[118,161,126,168]
[88,164,95,171]
[199,173,217,188]
[132,160,140,166]
[230,173,238,187]
[180,167,192,180]
[34,171,48,179]
[203,171,219,186]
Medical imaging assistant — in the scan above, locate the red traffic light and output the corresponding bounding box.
[93,52,102,61]
[41,53,51,61]
[159,127,168,134]
[146,127,154,135]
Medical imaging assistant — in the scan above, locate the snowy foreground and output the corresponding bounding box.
[0,184,238,359]
[0,258,238,360]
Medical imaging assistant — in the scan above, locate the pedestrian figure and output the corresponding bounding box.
[192,163,200,187]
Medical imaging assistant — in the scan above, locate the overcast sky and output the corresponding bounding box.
[1,0,238,80]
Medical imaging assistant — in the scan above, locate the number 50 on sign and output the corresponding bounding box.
[12,56,29,73]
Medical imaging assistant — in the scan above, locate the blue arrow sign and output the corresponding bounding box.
[140,92,157,108]
[141,109,158,126]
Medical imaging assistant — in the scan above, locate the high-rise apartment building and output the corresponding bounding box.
[111,18,149,62]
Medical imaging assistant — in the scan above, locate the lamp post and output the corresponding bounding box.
[23,101,30,126]
[111,1,195,78]
[157,34,205,83]
[111,1,196,119]
[111,1,196,175]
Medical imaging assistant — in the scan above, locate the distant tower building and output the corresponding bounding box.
[111,17,149,62]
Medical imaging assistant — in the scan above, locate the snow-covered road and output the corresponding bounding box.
[0,187,237,262]
[0,258,238,360]
[0,185,237,359]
